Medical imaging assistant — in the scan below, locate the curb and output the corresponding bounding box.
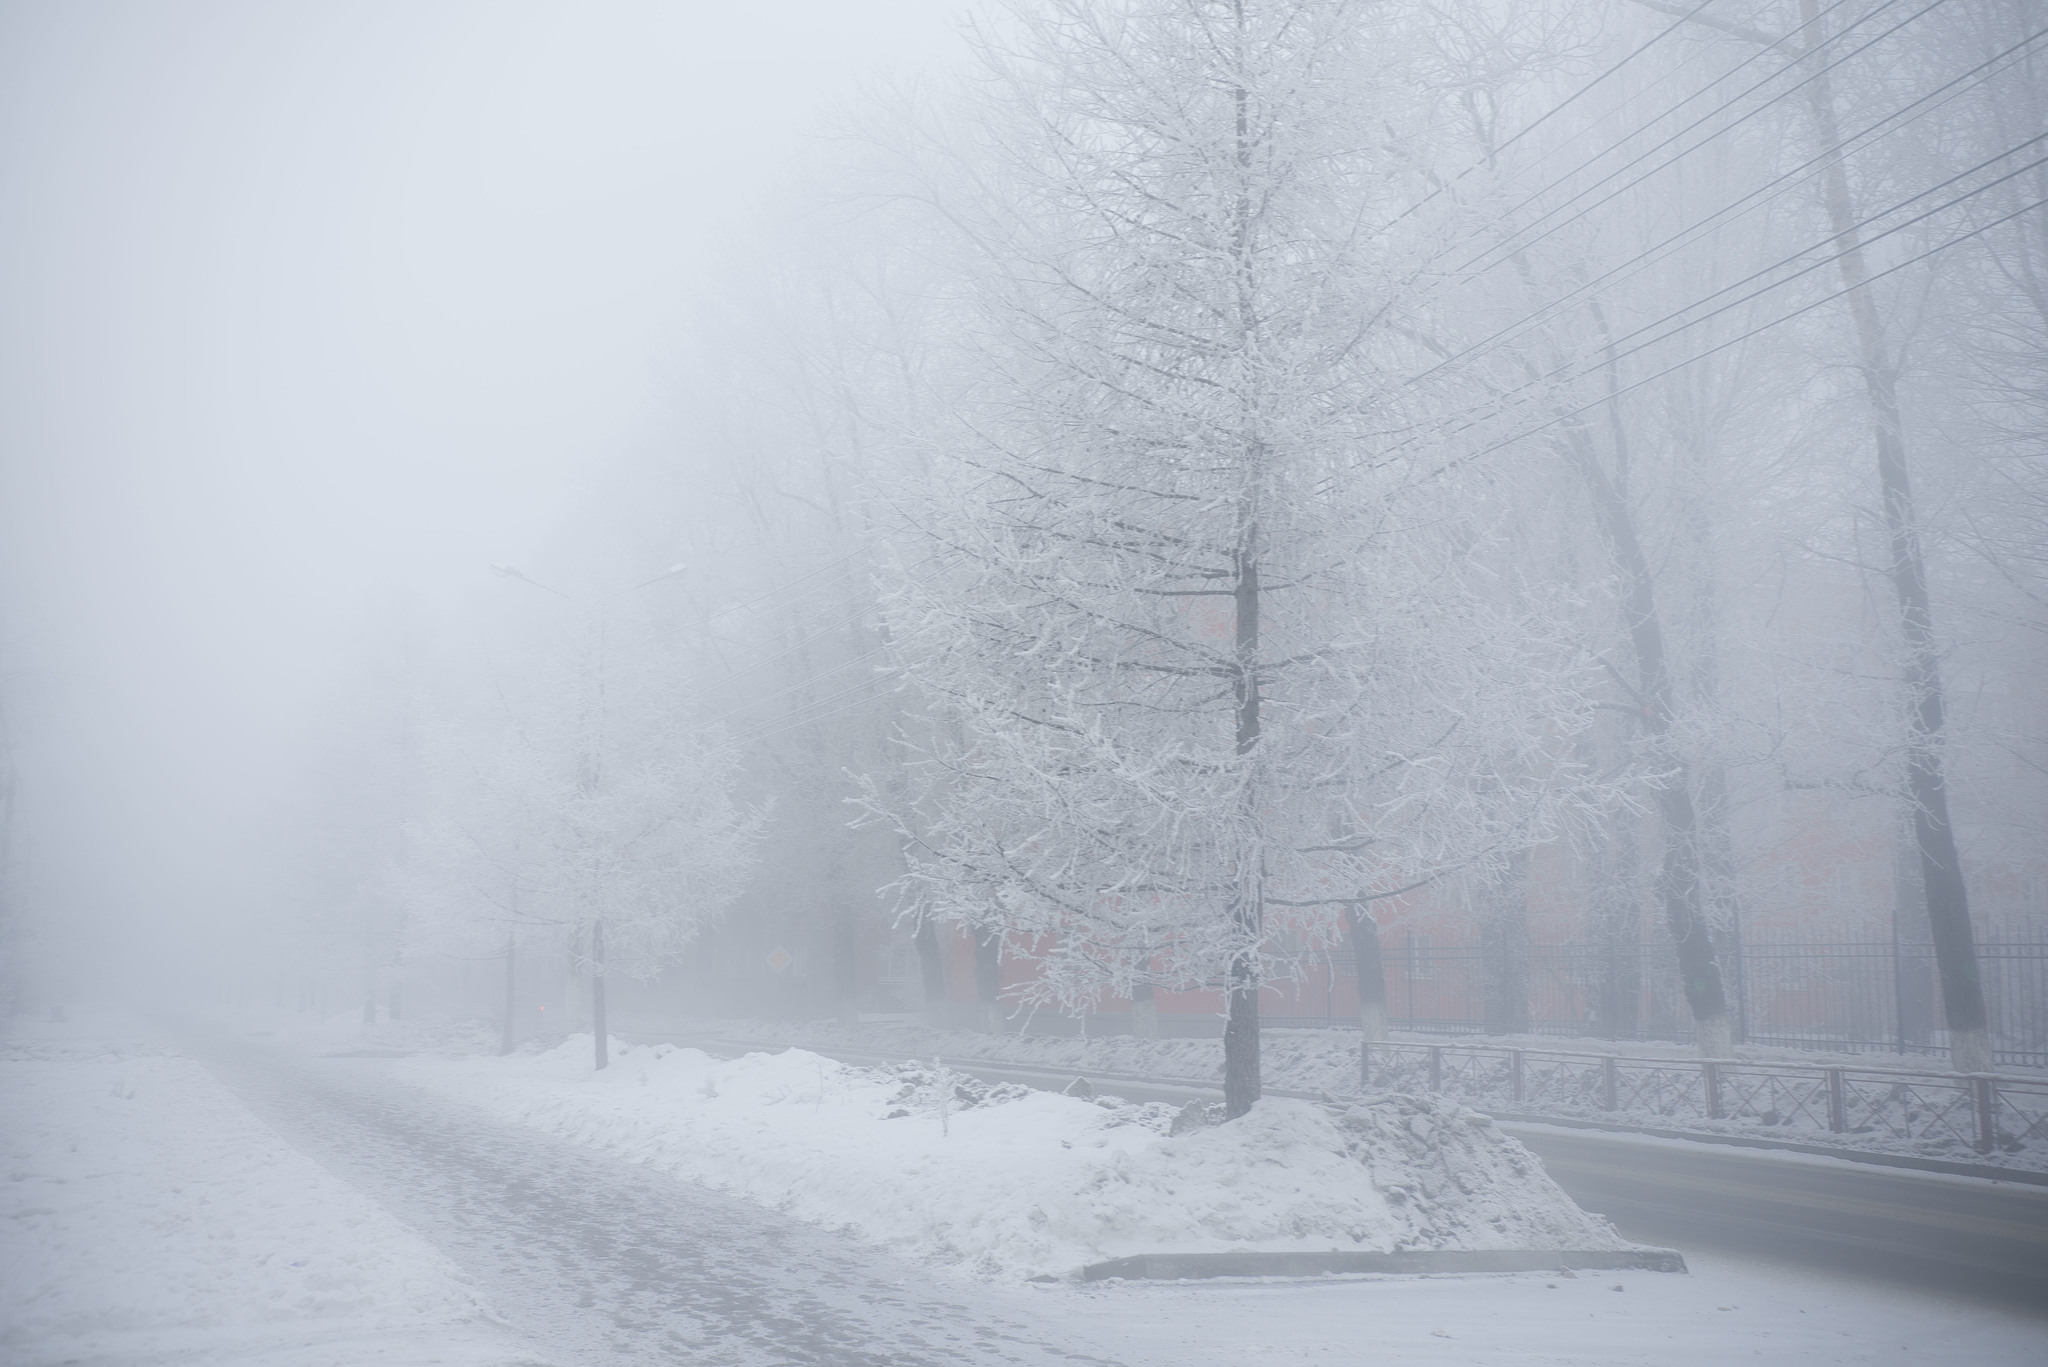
[1078,1248,1687,1281]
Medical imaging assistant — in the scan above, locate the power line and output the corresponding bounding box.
[1408,0,1874,280]
[1461,0,1951,276]
[1377,0,1727,237]
[1575,145,2048,366]
[1466,194,2048,468]
[1439,136,2048,435]
[1361,0,1915,376]
[1323,154,2046,495]
[1405,24,2048,391]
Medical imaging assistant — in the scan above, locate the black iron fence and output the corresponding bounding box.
[1277,935,2048,1070]
[1361,1038,2048,1164]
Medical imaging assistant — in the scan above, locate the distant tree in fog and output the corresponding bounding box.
[408,597,763,1069]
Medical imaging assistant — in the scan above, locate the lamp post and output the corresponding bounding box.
[493,560,687,1071]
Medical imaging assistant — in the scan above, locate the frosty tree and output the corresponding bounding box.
[867,0,1606,1117]
[410,567,764,1070]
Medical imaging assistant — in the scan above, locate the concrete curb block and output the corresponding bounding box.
[1078,1248,1688,1281]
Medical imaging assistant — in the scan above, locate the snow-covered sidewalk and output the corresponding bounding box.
[0,1014,532,1367]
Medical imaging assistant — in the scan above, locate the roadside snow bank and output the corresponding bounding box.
[398,1037,1625,1279]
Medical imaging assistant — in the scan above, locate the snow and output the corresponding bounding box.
[396,1034,1627,1281]
[703,1016,2048,1172]
[6,1008,2044,1367]
[0,1014,530,1367]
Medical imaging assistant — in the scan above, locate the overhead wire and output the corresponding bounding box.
[1311,0,2036,493]
[1449,194,2048,472]
[1346,0,1928,394]
[1458,0,1957,276]
[1402,22,2048,392]
[1401,0,1877,284]
[1439,135,2048,437]
[1317,136,2046,495]
[1375,0,1727,237]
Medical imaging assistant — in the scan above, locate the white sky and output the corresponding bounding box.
[0,0,973,975]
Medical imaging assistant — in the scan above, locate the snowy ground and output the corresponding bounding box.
[0,1012,532,1367]
[4,1007,2043,1366]
[395,1035,1627,1279]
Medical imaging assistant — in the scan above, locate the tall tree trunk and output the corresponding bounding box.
[1480,852,1531,1036]
[362,932,377,1026]
[1797,0,1990,1074]
[1507,215,1731,1054]
[1590,802,1644,1040]
[500,929,517,1056]
[972,927,1004,1033]
[1679,422,1748,1045]
[1223,545,1264,1120]
[832,905,861,1028]
[1893,809,1936,1050]
[1219,41,1267,1122]
[1567,432,1733,1057]
[1344,906,1388,1088]
[914,919,948,1028]
[1697,762,1746,1043]
[591,917,609,1072]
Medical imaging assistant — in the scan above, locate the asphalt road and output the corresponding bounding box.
[1508,1122,2048,1312]
[669,1033,2048,1313]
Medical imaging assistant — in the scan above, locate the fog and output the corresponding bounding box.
[3,1,2046,1360]
[0,0,966,988]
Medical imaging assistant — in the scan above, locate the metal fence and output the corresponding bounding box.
[1275,935,2048,1070]
[1361,1038,2048,1164]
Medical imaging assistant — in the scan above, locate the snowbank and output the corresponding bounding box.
[397,1037,1625,1280]
[0,1017,519,1367]
[704,1017,2048,1171]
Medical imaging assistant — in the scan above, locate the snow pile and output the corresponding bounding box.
[708,1017,2048,1171]
[0,1019,517,1366]
[398,1038,1626,1280]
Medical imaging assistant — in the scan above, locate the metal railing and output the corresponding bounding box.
[1362,1038,2048,1164]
